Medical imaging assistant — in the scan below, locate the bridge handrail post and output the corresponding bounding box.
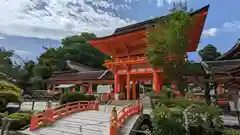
[29,100,99,131]
[95,100,100,111]
[88,101,93,110]
[109,106,118,135]
[44,107,55,121]
[29,114,39,131]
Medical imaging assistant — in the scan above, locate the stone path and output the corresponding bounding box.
[20,101,59,111]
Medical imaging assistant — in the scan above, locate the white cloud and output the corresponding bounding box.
[15,50,32,56]
[156,0,187,7]
[0,0,136,40]
[222,21,240,32]
[124,0,139,3]
[0,36,4,40]
[202,28,218,37]
[14,50,33,61]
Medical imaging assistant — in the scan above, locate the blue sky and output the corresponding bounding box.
[0,0,238,62]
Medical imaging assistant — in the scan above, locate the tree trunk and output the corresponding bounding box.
[204,75,211,105]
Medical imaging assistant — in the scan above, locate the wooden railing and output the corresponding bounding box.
[105,55,147,64]
[109,102,143,135]
[29,101,99,131]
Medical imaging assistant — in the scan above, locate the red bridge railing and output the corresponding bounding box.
[30,101,99,131]
[109,102,143,135]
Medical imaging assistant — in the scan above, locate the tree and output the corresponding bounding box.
[170,0,193,12]
[0,47,14,79]
[198,44,221,61]
[0,80,21,112]
[147,5,193,93]
[38,32,109,73]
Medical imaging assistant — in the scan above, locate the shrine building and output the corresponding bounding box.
[45,60,114,95]
[89,5,210,100]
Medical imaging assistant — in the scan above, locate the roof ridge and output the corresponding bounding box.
[114,4,210,35]
[90,4,209,41]
[66,60,99,71]
[77,70,106,74]
[216,39,240,60]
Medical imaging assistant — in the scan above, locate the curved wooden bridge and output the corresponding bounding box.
[20,101,149,135]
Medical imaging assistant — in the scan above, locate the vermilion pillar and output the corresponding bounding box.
[52,85,55,93]
[47,84,51,93]
[58,88,62,94]
[132,78,136,100]
[72,87,76,93]
[88,84,93,94]
[127,72,131,100]
[114,73,119,94]
[153,70,163,94]
[120,80,125,93]
[220,84,224,95]
[119,77,125,100]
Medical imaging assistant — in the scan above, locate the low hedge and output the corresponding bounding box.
[60,92,96,105]
[6,112,32,130]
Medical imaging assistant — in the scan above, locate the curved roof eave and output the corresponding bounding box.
[89,4,210,41]
[216,39,240,60]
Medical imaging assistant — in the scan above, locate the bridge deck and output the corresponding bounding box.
[20,106,126,135]
[21,110,110,135]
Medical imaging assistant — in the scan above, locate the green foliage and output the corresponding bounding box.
[0,80,21,105]
[150,87,223,135]
[147,9,193,93]
[152,104,187,135]
[0,32,108,90]
[60,92,96,105]
[6,112,31,130]
[151,96,224,135]
[33,64,52,79]
[224,129,240,135]
[38,33,108,72]
[198,44,221,61]
[0,80,21,94]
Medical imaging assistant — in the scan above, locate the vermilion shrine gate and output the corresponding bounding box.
[89,5,210,100]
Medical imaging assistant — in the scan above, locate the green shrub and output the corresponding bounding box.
[88,95,96,101]
[60,92,96,105]
[0,80,21,112]
[224,129,240,135]
[0,80,21,94]
[6,112,31,130]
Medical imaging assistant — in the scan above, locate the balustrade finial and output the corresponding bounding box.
[110,106,117,127]
[109,106,118,135]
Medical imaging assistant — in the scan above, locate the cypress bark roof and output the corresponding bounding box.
[46,70,113,82]
[203,59,240,89]
[46,60,113,83]
[216,39,240,60]
[95,4,210,39]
